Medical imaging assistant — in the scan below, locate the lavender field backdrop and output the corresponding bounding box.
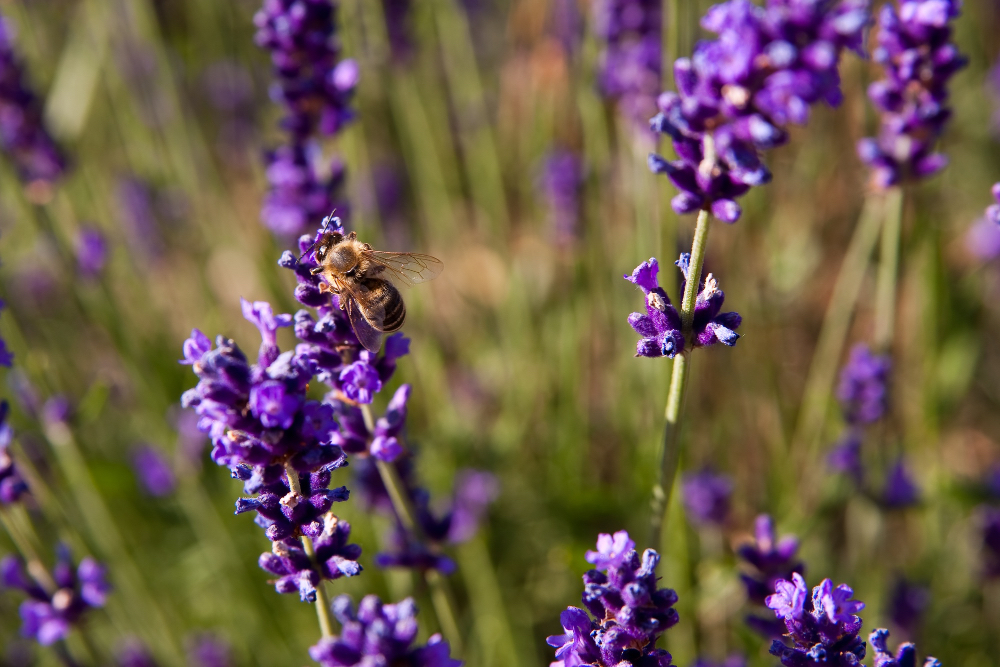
[0,0,999,666]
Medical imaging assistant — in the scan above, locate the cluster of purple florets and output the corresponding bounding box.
[309,594,460,667]
[648,0,869,222]
[681,469,734,527]
[0,15,65,187]
[737,515,805,639]
[625,255,741,358]
[254,0,358,236]
[1,546,111,645]
[539,150,585,245]
[547,531,678,667]
[593,0,662,131]
[857,0,967,190]
[0,399,27,504]
[827,345,919,509]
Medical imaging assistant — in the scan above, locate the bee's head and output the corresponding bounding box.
[314,231,344,263]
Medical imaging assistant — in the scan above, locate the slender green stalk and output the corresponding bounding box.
[285,465,335,639]
[648,209,711,551]
[874,187,905,352]
[361,405,463,653]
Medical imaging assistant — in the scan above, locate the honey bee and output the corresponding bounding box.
[306,219,443,353]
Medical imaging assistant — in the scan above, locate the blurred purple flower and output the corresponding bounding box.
[737,514,804,639]
[0,300,13,368]
[40,395,71,428]
[116,177,165,262]
[201,61,255,113]
[887,576,928,640]
[261,144,349,237]
[857,0,967,189]
[382,0,415,63]
[74,227,107,280]
[1,545,110,646]
[539,149,584,244]
[828,430,864,482]
[116,640,159,667]
[650,0,869,221]
[681,468,733,526]
[0,401,27,504]
[692,656,747,667]
[548,530,677,667]
[0,15,66,187]
[881,458,920,509]
[309,594,461,667]
[593,0,662,133]
[447,470,499,543]
[837,344,891,426]
[966,183,1000,262]
[131,445,176,497]
[186,633,231,667]
[983,507,1000,579]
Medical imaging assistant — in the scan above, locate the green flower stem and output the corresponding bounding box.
[874,186,905,352]
[648,208,711,551]
[285,464,335,639]
[361,405,463,653]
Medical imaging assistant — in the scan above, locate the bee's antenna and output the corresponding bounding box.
[296,209,339,265]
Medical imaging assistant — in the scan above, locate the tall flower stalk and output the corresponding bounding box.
[642,0,869,548]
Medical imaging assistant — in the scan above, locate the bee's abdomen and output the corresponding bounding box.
[381,290,406,332]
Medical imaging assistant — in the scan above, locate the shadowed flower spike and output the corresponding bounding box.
[308,594,462,667]
[75,227,107,280]
[767,574,866,667]
[131,444,176,497]
[869,628,940,667]
[857,0,966,189]
[881,458,920,509]
[0,301,13,368]
[837,344,891,426]
[649,0,870,220]
[677,253,743,348]
[0,15,66,188]
[625,258,684,358]
[887,577,928,639]
[681,469,733,526]
[549,530,678,667]
[982,508,1000,579]
[966,183,1000,262]
[116,640,159,667]
[593,0,662,132]
[1,546,111,646]
[187,633,232,667]
[539,150,585,244]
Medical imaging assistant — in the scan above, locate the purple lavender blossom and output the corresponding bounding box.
[258,515,361,601]
[547,530,678,667]
[74,227,107,280]
[539,150,584,244]
[261,145,349,236]
[837,344,891,426]
[0,16,65,188]
[131,444,176,497]
[0,301,14,368]
[966,183,1000,262]
[857,0,967,189]
[625,256,742,358]
[649,0,869,221]
[593,0,662,132]
[186,634,231,667]
[737,514,804,639]
[869,628,940,667]
[116,640,159,667]
[447,470,500,542]
[681,468,733,526]
[115,177,165,263]
[827,430,864,482]
[309,594,462,667]
[880,458,919,509]
[886,577,928,640]
[766,573,866,667]
[0,400,28,504]
[981,507,1000,579]
[1,546,111,645]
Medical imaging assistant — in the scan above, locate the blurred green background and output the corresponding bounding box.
[1,0,1000,665]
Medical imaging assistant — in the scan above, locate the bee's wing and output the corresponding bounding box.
[364,251,443,287]
[344,294,385,353]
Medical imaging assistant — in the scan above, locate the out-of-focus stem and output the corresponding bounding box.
[874,186,905,352]
[285,465,334,639]
[648,208,711,550]
[361,404,463,653]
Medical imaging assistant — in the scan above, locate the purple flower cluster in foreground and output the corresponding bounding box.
[870,628,941,667]
[254,0,358,236]
[681,468,733,527]
[355,459,498,573]
[737,514,804,639]
[857,0,967,189]
[766,572,867,666]
[593,0,662,131]
[547,531,678,667]
[310,594,461,667]
[625,256,741,358]
[649,0,869,222]
[828,345,920,509]
[1,546,110,645]
[0,15,65,187]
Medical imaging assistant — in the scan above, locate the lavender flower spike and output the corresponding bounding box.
[869,628,940,667]
[0,400,28,504]
[309,594,461,667]
[965,183,1000,262]
[766,574,866,667]
[593,0,662,132]
[625,258,684,358]
[649,0,870,221]
[681,469,733,526]
[548,530,678,667]
[837,344,891,426]
[857,0,967,189]
[1,545,111,645]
